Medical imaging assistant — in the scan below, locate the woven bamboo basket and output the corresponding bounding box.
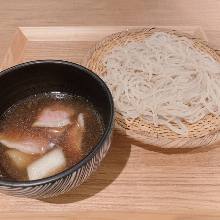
[83,27,220,148]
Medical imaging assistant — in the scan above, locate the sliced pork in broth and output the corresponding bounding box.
[0,92,104,181]
[32,104,75,128]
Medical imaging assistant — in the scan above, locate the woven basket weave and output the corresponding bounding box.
[83,27,220,148]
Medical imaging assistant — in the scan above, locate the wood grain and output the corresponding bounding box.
[19,26,209,42]
[0,0,220,63]
[0,29,27,70]
[2,212,220,220]
[0,25,211,70]
[0,0,220,218]
[0,26,220,218]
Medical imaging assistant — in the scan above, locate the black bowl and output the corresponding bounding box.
[0,60,114,198]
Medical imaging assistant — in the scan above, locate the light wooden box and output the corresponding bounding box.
[0,26,220,220]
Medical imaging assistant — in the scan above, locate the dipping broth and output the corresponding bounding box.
[0,92,104,181]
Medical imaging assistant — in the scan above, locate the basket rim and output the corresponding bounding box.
[83,27,220,148]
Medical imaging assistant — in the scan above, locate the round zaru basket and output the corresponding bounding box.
[83,27,220,148]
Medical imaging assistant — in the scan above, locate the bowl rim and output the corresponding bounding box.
[0,59,114,187]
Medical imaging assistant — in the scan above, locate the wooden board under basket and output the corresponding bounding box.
[1,26,220,219]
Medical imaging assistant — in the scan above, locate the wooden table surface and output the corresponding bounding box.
[0,1,220,219]
[0,0,220,64]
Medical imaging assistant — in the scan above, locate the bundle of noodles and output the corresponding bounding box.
[85,29,220,148]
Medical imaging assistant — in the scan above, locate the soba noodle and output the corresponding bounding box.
[102,32,220,135]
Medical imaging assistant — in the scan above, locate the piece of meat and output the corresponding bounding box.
[0,131,54,155]
[27,147,67,180]
[32,104,75,128]
[61,114,85,166]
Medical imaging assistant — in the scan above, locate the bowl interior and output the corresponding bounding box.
[0,60,114,186]
[0,60,113,128]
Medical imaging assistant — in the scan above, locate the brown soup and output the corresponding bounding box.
[0,92,104,181]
